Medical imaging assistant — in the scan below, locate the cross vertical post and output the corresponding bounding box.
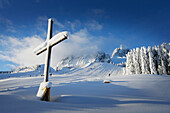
[44,19,53,82]
[34,18,69,101]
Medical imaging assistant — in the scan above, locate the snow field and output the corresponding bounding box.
[0,62,170,113]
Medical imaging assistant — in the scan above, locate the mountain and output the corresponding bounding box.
[11,64,56,74]
[111,45,130,58]
[110,45,129,67]
[12,65,42,73]
[56,45,130,72]
[56,51,111,71]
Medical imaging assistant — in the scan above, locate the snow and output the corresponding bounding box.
[34,31,68,55]
[56,51,111,71]
[110,45,129,67]
[0,64,56,79]
[103,80,111,83]
[126,44,170,75]
[36,81,52,98]
[111,46,129,58]
[0,62,170,113]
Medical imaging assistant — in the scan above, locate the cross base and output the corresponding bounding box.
[36,82,52,101]
[40,87,51,101]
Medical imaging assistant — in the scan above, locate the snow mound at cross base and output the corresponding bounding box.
[36,82,52,98]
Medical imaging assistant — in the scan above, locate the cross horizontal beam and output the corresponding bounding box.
[34,31,68,55]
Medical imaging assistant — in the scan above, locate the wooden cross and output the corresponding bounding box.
[34,18,68,101]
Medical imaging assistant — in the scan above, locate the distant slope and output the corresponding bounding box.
[0,64,57,79]
[11,64,56,74]
[56,51,111,71]
[57,62,123,78]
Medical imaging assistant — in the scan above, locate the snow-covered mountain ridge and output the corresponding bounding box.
[2,43,169,76]
[56,51,111,71]
[56,46,130,71]
[11,64,56,74]
[110,45,129,67]
[12,65,42,73]
[111,45,129,58]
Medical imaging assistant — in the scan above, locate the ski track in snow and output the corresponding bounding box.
[0,62,170,113]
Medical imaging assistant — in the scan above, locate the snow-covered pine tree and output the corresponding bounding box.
[168,52,170,74]
[161,58,167,75]
[144,47,151,74]
[155,46,164,75]
[148,46,157,74]
[125,43,169,75]
[132,49,137,74]
[130,50,136,74]
[126,50,135,75]
[125,52,130,75]
[136,48,142,74]
[160,43,170,75]
[152,46,159,73]
[133,48,141,74]
[140,47,145,74]
[140,47,150,74]
[160,46,168,75]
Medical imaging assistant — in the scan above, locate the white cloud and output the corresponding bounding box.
[36,16,65,37]
[6,20,17,33]
[66,20,81,31]
[6,64,17,69]
[86,20,103,30]
[0,35,45,67]
[36,17,103,34]
[37,16,64,28]
[0,36,8,46]
[6,26,17,33]
[0,29,100,68]
[53,18,64,28]
[0,17,17,33]
[50,29,99,67]
[36,16,48,36]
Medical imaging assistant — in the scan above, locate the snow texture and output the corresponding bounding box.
[111,45,129,58]
[36,81,52,98]
[56,51,111,71]
[0,64,57,79]
[111,45,129,67]
[0,62,170,113]
[0,43,170,113]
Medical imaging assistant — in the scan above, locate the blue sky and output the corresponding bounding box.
[0,0,170,71]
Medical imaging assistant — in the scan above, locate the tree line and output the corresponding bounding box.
[125,43,170,75]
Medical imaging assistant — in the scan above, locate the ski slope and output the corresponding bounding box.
[0,62,170,113]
